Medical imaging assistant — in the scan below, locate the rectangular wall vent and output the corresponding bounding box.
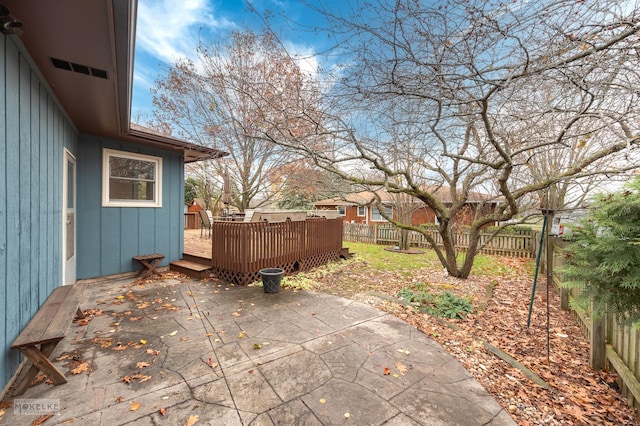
[50,57,108,80]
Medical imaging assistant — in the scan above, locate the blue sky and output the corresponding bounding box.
[131,0,334,122]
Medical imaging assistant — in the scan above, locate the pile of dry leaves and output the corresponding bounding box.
[310,256,639,425]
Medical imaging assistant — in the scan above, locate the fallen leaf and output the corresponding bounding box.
[253,343,262,350]
[138,374,152,383]
[383,367,391,376]
[0,409,4,417]
[146,349,160,356]
[180,337,189,342]
[71,362,89,375]
[319,398,326,404]
[31,374,47,386]
[395,361,408,375]
[248,369,254,374]
[114,396,124,403]
[185,414,199,426]
[205,333,212,337]
[123,375,132,384]
[169,330,178,336]
[139,339,147,345]
[238,332,244,338]
[344,413,351,419]
[136,361,150,368]
[130,401,141,411]
[159,407,167,416]
[33,414,53,425]
[62,417,77,424]
[113,343,128,351]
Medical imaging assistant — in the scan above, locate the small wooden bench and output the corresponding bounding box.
[11,285,84,396]
[133,253,165,279]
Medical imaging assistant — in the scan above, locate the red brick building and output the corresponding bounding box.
[312,188,498,226]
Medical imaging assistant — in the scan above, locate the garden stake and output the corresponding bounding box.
[527,215,547,329]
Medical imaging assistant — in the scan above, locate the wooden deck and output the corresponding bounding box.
[196,218,343,285]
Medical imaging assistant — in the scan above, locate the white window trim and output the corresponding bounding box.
[337,206,346,216]
[357,206,366,217]
[102,148,162,208]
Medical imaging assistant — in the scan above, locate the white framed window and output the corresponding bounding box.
[102,149,162,207]
[357,206,366,217]
[337,206,346,216]
[371,206,391,222]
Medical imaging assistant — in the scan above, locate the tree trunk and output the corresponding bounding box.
[399,228,410,251]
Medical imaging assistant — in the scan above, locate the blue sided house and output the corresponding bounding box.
[0,1,227,393]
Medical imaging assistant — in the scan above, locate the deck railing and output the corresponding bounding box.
[210,217,343,285]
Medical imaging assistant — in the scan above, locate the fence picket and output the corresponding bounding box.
[343,222,534,258]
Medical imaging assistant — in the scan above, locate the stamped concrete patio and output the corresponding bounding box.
[1,275,515,425]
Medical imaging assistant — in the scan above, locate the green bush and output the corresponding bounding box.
[397,284,473,319]
[562,177,640,324]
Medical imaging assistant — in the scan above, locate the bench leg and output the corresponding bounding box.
[13,342,65,396]
[137,258,164,279]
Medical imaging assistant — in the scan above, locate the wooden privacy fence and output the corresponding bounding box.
[211,217,343,285]
[539,234,640,410]
[343,222,534,258]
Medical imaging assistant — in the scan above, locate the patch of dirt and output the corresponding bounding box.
[383,247,425,254]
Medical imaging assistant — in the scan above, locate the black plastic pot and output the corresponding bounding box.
[259,268,285,293]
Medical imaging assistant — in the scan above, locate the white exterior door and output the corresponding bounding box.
[63,149,76,285]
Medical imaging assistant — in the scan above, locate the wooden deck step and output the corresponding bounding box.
[170,260,212,279]
[340,247,353,259]
[182,251,212,266]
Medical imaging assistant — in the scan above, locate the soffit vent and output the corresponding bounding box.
[50,57,108,80]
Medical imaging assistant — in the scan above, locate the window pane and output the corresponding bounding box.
[67,160,74,209]
[110,157,155,180]
[109,179,155,201]
[372,206,390,222]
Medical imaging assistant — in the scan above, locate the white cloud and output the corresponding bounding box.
[135,0,234,64]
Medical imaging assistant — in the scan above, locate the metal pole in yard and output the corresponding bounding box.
[545,208,554,364]
[526,216,547,329]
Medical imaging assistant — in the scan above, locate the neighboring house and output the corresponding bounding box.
[0,0,227,393]
[313,188,499,226]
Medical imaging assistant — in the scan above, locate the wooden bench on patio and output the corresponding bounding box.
[133,253,165,279]
[11,284,84,396]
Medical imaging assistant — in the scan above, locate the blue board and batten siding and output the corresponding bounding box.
[0,36,77,391]
[76,135,185,279]
[1,35,186,392]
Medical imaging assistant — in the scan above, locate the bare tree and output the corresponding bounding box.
[151,30,320,211]
[254,0,640,278]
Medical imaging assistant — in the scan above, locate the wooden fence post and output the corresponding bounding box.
[590,315,606,369]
